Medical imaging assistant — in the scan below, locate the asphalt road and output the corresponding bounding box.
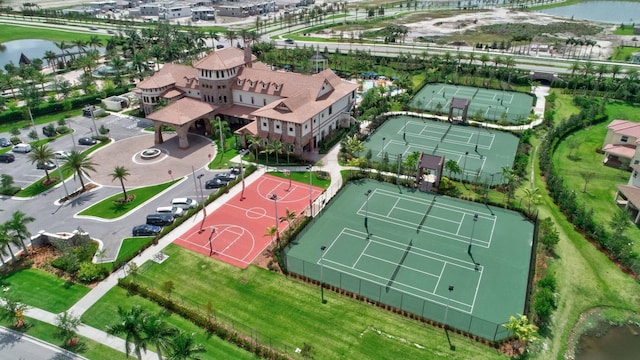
[0,326,87,360]
[0,114,221,261]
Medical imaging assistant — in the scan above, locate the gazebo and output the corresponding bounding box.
[448,97,470,124]
[417,152,444,193]
[146,97,215,149]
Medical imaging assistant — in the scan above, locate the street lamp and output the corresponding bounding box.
[468,214,478,255]
[196,174,205,204]
[320,245,327,303]
[89,106,98,137]
[53,157,69,199]
[270,194,279,242]
[444,285,455,350]
[475,125,480,152]
[307,164,313,216]
[364,189,372,233]
[197,173,207,230]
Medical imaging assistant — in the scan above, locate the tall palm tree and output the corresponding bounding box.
[63,150,97,191]
[0,223,20,265]
[110,166,131,201]
[270,139,283,163]
[106,306,149,360]
[143,313,177,360]
[54,40,70,68]
[43,50,57,69]
[88,35,103,49]
[225,30,237,47]
[55,311,81,347]
[28,144,55,183]
[247,134,262,161]
[7,211,35,256]
[167,331,206,360]
[279,208,297,230]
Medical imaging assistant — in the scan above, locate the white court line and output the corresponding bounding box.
[361,253,441,279]
[487,217,497,248]
[353,239,372,268]
[318,228,352,266]
[456,215,464,236]
[469,265,484,313]
[387,198,401,217]
[433,263,446,294]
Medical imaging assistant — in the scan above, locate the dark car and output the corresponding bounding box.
[216,44,224,49]
[132,224,162,236]
[284,39,294,44]
[0,153,15,163]
[214,172,237,182]
[36,160,56,170]
[146,213,174,227]
[0,138,10,147]
[78,137,97,145]
[205,178,227,189]
[42,124,56,137]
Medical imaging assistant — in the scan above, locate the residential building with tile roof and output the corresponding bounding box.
[137,45,357,154]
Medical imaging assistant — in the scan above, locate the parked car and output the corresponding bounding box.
[171,197,198,210]
[132,224,162,236]
[12,143,32,153]
[216,44,224,49]
[284,39,294,44]
[205,178,227,189]
[214,172,237,182]
[42,124,56,137]
[0,138,11,147]
[36,160,56,170]
[0,153,15,163]
[230,166,242,175]
[53,150,70,160]
[146,213,175,227]
[156,206,184,218]
[78,137,97,145]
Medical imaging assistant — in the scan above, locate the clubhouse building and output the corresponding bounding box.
[136,46,358,154]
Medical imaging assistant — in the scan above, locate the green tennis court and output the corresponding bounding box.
[365,115,519,185]
[410,83,534,123]
[285,180,534,341]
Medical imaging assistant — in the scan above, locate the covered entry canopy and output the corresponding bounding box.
[147,97,216,148]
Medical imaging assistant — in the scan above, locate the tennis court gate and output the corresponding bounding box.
[285,256,509,342]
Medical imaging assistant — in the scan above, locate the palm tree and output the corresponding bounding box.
[43,50,57,69]
[143,313,177,360]
[106,306,149,360]
[270,139,283,163]
[63,150,97,191]
[88,35,103,49]
[523,187,539,213]
[279,208,297,230]
[0,223,20,264]
[247,134,262,161]
[444,159,461,179]
[28,144,55,183]
[225,30,237,47]
[7,211,35,256]
[54,40,71,68]
[55,311,81,346]
[110,166,131,201]
[167,331,206,360]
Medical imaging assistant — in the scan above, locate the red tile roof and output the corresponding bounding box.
[193,47,255,71]
[138,63,197,89]
[147,97,216,126]
[608,120,640,142]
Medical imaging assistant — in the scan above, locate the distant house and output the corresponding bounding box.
[614,165,640,224]
[601,119,640,169]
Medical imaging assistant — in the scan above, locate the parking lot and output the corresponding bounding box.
[0,113,226,261]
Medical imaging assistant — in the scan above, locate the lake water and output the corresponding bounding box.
[537,1,640,24]
[0,39,66,68]
[576,324,640,360]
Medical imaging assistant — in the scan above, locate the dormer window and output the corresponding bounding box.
[262,83,268,90]
[274,84,281,91]
[237,79,243,85]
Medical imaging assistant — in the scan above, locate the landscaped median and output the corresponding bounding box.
[77,179,181,219]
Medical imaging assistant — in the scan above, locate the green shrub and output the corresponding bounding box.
[76,262,109,283]
[56,126,70,134]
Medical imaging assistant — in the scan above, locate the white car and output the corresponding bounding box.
[156,206,184,218]
[171,197,198,210]
[54,150,71,160]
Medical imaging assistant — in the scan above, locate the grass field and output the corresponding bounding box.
[78,179,179,219]
[267,170,332,189]
[81,286,272,360]
[118,244,506,359]
[99,237,155,272]
[0,110,82,134]
[0,268,89,313]
[0,24,109,43]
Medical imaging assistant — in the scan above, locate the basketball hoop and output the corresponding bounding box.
[283,170,290,176]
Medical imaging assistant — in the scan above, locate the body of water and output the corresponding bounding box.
[537,1,640,24]
[576,324,640,360]
[0,39,64,68]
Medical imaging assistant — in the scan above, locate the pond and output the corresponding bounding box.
[537,1,640,24]
[576,324,640,359]
[0,39,64,68]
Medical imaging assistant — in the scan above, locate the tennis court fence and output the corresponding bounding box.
[284,255,510,342]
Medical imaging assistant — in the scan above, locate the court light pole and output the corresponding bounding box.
[270,194,279,243]
[320,245,327,303]
[364,189,372,233]
[196,173,205,204]
[444,285,455,350]
[307,164,313,216]
[462,151,468,182]
[468,214,478,255]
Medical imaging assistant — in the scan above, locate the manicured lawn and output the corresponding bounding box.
[100,237,155,272]
[78,180,179,219]
[610,46,638,61]
[267,170,332,189]
[208,138,240,169]
[0,24,108,43]
[81,287,256,360]
[118,245,505,360]
[0,268,89,313]
[0,109,82,134]
[552,101,640,253]
[1,317,130,360]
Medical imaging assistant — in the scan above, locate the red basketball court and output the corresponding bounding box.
[174,174,324,268]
